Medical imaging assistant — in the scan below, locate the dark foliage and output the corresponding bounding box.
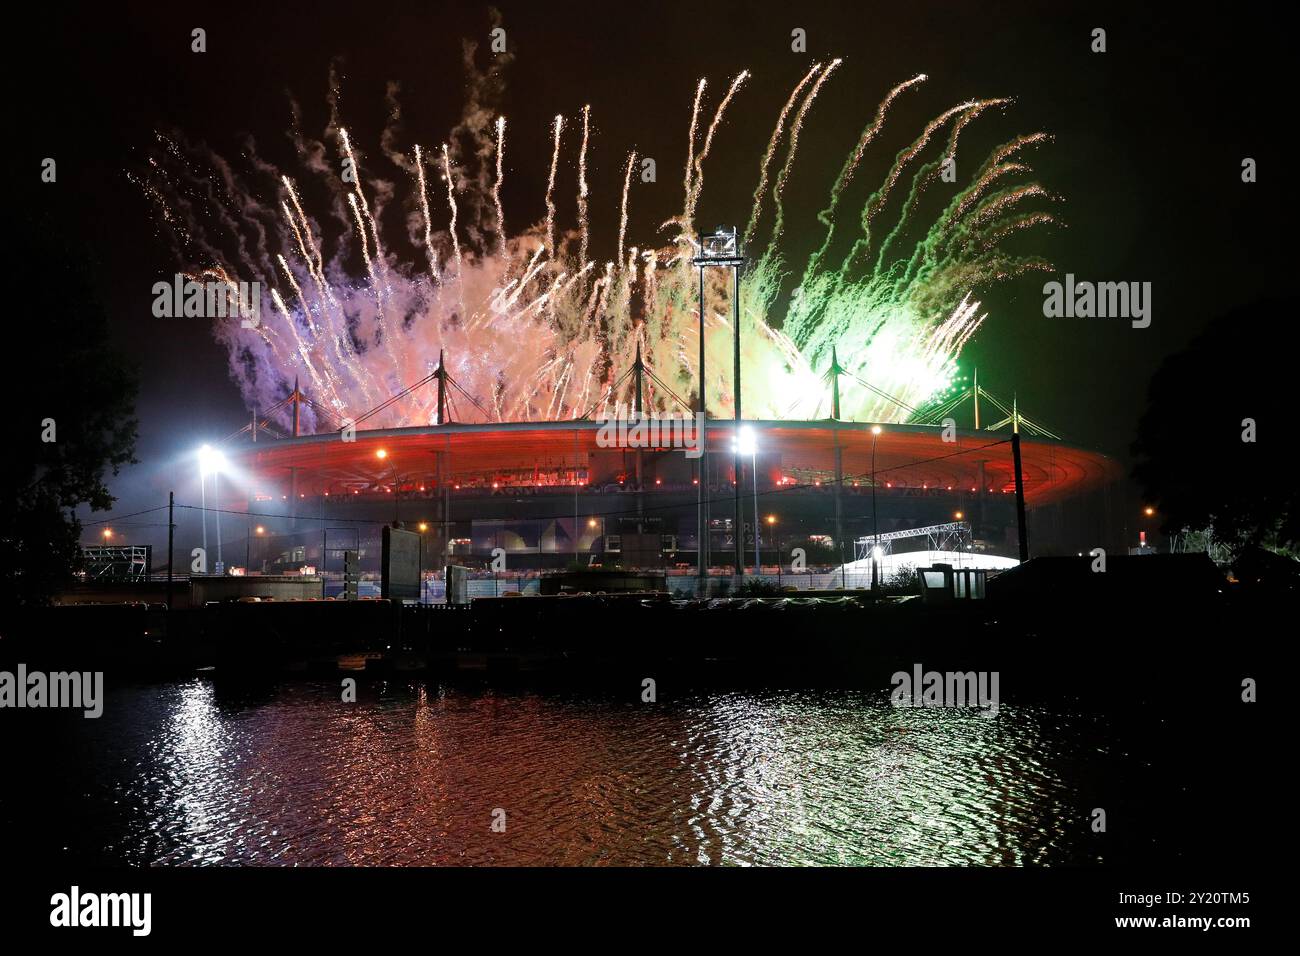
[1132,299,1296,559]
[2,214,138,605]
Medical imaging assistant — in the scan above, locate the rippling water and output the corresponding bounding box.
[3,678,1156,866]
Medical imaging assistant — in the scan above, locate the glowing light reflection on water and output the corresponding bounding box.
[17,680,1124,866]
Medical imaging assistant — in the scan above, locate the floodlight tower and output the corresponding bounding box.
[693,226,746,581]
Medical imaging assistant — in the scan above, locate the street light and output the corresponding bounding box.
[1141,505,1158,552]
[246,523,265,571]
[871,425,883,591]
[101,528,113,541]
[198,444,227,573]
[415,520,430,602]
[766,514,777,576]
[376,449,400,524]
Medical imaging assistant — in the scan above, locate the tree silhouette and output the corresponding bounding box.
[1132,299,1297,561]
[2,214,138,605]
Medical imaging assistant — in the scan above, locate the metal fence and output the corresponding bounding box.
[315,568,912,602]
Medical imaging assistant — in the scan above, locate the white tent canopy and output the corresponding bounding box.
[833,549,1020,581]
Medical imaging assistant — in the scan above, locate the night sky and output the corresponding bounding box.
[16,1,1287,550]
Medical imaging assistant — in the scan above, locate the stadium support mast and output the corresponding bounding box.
[1011,392,1029,562]
[830,346,846,587]
[436,349,449,425]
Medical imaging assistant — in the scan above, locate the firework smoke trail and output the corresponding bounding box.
[281,176,337,307]
[911,132,1053,284]
[493,116,507,257]
[844,100,979,273]
[677,79,707,235]
[276,253,316,335]
[281,200,326,310]
[745,61,823,248]
[685,70,749,229]
[765,58,841,250]
[440,144,462,284]
[279,179,372,404]
[338,128,387,291]
[347,192,380,297]
[545,114,564,258]
[618,151,636,266]
[804,73,928,285]
[872,98,1006,276]
[348,187,406,387]
[412,144,440,282]
[578,105,591,272]
[268,289,331,403]
[142,59,1056,432]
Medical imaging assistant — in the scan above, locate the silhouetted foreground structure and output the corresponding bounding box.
[2,553,1263,706]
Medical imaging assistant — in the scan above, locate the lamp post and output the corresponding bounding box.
[247,524,264,572]
[871,425,882,591]
[376,448,400,525]
[734,425,759,572]
[692,226,745,582]
[417,521,429,601]
[767,515,778,583]
[214,469,223,573]
[198,444,226,574]
[199,456,208,561]
[1141,505,1157,552]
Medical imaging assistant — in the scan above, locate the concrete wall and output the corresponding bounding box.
[190,575,324,604]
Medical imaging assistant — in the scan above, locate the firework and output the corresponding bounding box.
[141,58,1054,431]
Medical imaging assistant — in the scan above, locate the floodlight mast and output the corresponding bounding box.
[692,227,747,583]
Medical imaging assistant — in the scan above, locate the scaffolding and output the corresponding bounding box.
[81,545,152,582]
[854,521,972,560]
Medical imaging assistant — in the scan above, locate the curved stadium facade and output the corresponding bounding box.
[229,419,1124,577]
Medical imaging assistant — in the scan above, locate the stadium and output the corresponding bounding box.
[224,370,1124,583]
